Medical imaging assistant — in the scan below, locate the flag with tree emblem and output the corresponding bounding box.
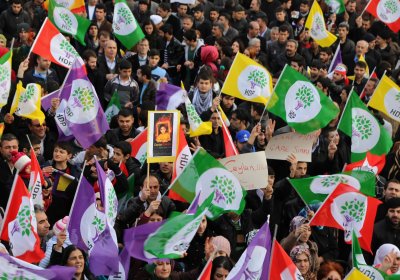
[31,18,82,68]
[10,82,45,125]
[0,50,12,108]
[289,170,376,205]
[221,52,273,105]
[365,0,400,32]
[305,0,337,47]
[0,175,45,263]
[309,184,381,252]
[143,195,213,259]
[105,90,121,123]
[112,0,145,49]
[338,90,393,162]
[343,152,386,175]
[48,0,91,45]
[184,95,212,137]
[169,148,246,219]
[267,65,339,134]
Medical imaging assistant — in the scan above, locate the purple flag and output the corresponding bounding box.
[226,221,272,280]
[155,83,186,110]
[0,253,75,279]
[56,59,109,148]
[41,89,60,112]
[109,247,131,280]
[124,220,164,262]
[68,176,98,251]
[186,192,201,214]
[96,159,118,225]
[328,45,343,73]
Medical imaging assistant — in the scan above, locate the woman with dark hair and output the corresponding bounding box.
[85,23,99,52]
[60,245,95,280]
[231,39,245,57]
[211,256,234,280]
[142,19,163,50]
[317,261,344,280]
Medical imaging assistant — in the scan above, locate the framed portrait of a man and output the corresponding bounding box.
[147,110,180,163]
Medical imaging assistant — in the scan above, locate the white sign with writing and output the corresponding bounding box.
[265,132,318,162]
[219,151,268,190]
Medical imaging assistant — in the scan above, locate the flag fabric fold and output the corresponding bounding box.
[219,110,238,157]
[368,74,400,122]
[338,90,392,162]
[226,221,271,280]
[267,65,339,134]
[112,0,145,49]
[0,175,45,263]
[328,45,343,73]
[28,148,45,207]
[10,82,45,124]
[105,90,122,123]
[31,18,82,68]
[0,50,12,108]
[48,0,91,45]
[343,152,386,175]
[184,95,212,137]
[325,0,345,14]
[309,184,382,252]
[0,253,75,279]
[156,82,186,110]
[269,240,304,279]
[221,52,273,105]
[365,0,400,32]
[130,128,148,166]
[305,0,337,47]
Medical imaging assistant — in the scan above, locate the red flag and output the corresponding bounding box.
[343,152,386,175]
[269,240,303,279]
[220,114,238,157]
[365,0,400,32]
[30,18,81,68]
[130,128,147,166]
[28,148,45,207]
[0,175,45,263]
[119,161,129,177]
[169,128,191,202]
[198,258,213,280]
[309,184,381,252]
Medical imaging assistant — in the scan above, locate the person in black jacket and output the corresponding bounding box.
[106,109,140,145]
[0,133,19,210]
[0,0,31,42]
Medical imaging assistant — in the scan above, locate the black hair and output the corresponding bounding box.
[54,141,73,155]
[119,59,132,70]
[183,29,197,42]
[148,48,160,57]
[158,2,171,11]
[93,136,108,149]
[251,103,264,116]
[118,108,134,118]
[82,49,97,61]
[61,245,95,279]
[95,3,106,12]
[1,133,17,144]
[219,13,231,23]
[211,256,234,278]
[232,108,251,124]
[355,61,367,70]
[160,24,174,35]
[114,141,132,156]
[279,24,289,33]
[139,65,152,79]
[385,179,400,190]
[268,166,275,176]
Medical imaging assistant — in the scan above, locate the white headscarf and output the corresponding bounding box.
[373,244,400,266]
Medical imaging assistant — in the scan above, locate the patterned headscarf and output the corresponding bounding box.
[290,244,311,262]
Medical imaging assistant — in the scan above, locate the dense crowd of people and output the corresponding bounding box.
[0,0,399,278]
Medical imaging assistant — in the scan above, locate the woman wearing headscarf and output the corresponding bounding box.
[374,244,400,275]
[290,245,318,280]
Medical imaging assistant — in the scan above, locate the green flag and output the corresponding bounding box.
[289,170,376,205]
[105,90,121,123]
[338,90,393,162]
[267,65,339,134]
[48,0,91,46]
[169,148,246,219]
[325,0,345,14]
[144,195,213,259]
[0,50,12,108]
[352,231,389,280]
[112,0,145,50]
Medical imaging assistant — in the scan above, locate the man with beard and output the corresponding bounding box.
[372,198,400,255]
[273,39,303,74]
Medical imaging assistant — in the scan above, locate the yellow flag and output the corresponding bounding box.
[184,96,212,137]
[368,75,400,122]
[344,268,370,280]
[10,82,45,124]
[217,105,230,127]
[358,54,369,77]
[221,53,272,105]
[305,1,337,47]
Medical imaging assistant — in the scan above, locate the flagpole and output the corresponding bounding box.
[259,64,287,124]
[0,170,20,237]
[336,86,354,129]
[359,66,377,100]
[287,177,310,208]
[366,69,385,108]
[358,0,371,19]
[267,224,278,280]
[328,44,341,73]
[27,18,49,60]
[67,160,87,229]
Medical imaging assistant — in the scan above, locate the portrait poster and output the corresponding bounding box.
[147,110,180,163]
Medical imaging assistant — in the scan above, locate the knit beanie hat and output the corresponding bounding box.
[10,151,31,172]
[53,216,69,236]
[212,236,231,257]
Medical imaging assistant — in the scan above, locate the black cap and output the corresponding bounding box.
[363,33,376,43]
